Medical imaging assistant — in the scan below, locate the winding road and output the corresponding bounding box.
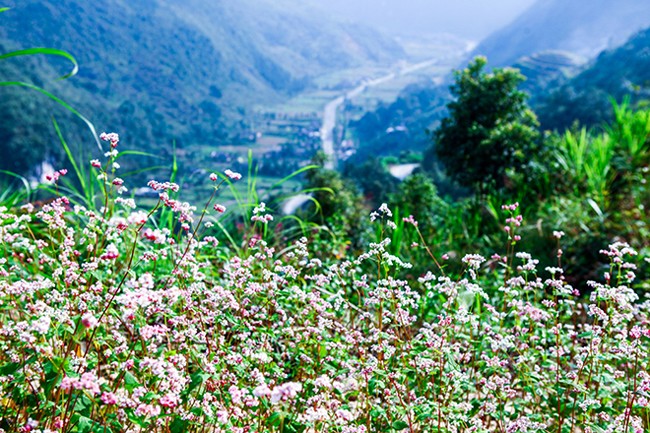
[282,54,467,214]
[319,57,446,170]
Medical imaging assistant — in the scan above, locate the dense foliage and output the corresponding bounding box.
[2,137,650,432]
[428,57,541,191]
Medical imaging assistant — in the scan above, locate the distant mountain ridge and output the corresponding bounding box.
[472,0,650,67]
[347,0,650,162]
[0,0,403,173]
[536,27,650,130]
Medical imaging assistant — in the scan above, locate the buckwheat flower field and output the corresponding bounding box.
[0,134,648,433]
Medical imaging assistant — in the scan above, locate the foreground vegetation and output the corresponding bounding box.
[0,130,649,432]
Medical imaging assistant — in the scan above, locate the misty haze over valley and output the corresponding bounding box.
[307,0,536,39]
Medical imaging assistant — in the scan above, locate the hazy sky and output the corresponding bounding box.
[311,0,538,40]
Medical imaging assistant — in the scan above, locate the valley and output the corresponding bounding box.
[172,33,472,208]
[2,0,649,207]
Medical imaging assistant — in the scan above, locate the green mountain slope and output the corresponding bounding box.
[0,0,403,173]
[536,27,650,130]
[511,50,586,100]
[472,0,650,67]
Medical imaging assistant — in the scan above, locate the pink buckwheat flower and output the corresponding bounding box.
[45,169,68,183]
[403,215,418,227]
[224,169,242,180]
[21,418,38,432]
[501,202,519,211]
[213,203,226,213]
[100,244,119,260]
[159,393,179,408]
[127,211,148,225]
[101,392,118,405]
[100,132,120,148]
[270,381,302,404]
[135,403,161,417]
[79,372,101,396]
[60,376,76,392]
[148,180,180,192]
[81,312,99,329]
[253,383,272,398]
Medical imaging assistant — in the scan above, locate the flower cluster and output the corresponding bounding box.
[100,131,120,148]
[0,161,648,433]
[251,201,273,223]
[44,168,67,183]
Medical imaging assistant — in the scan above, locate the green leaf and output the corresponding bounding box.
[42,360,62,395]
[143,391,159,402]
[268,411,284,427]
[589,426,607,433]
[170,418,189,433]
[75,415,92,433]
[392,420,409,430]
[186,372,211,394]
[74,393,93,414]
[0,362,21,375]
[369,407,386,419]
[123,371,140,390]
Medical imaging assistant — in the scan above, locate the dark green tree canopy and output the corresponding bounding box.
[433,56,541,191]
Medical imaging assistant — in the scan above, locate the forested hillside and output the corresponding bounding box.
[0,0,403,173]
[537,27,650,130]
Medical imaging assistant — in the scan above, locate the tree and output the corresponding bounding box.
[390,172,445,234]
[302,152,368,248]
[343,157,398,207]
[431,56,541,191]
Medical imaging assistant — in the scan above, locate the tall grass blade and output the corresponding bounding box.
[0,169,31,206]
[0,81,101,150]
[270,165,319,190]
[120,166,169,178]
[0,48,79,80]
[212,218,241,255]
[52,117,89,203]
[118,150,165,160]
